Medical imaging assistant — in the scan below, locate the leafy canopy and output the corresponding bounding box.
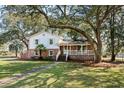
[36,44,47,51]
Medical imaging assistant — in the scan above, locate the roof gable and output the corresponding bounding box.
[29,31,62,39]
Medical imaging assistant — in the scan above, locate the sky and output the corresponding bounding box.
[0,5,6,34]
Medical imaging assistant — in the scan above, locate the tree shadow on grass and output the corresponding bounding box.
[5,71,57,88]
[63,67,124,88]
[3,63,74,88]
[0,62,50,79]
[3,63,124,88]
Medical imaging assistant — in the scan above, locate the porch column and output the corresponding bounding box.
[65,43,69,61]
[67,43,69,55]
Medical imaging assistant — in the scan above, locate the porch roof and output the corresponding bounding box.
[59,40,90,46]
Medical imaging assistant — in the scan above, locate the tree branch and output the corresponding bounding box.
[99,6,122,26]
[49,24,97,46]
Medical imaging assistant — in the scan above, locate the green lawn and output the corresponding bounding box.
[2,62,124,88]
[0,60,52,79]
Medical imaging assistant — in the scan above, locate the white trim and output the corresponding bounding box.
[63,50,94,55]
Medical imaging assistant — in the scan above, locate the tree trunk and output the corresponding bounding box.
[15,48,18,57]
[25,44,29,51]
[110,9,116,62]
[22,40,29,50]
[39,50,42,59]
[87,39,102,63]
[94,45,102,63]
[94,27,102,63]
[95,53,102,63]
[110,29,115,61]
[111,54,115,62]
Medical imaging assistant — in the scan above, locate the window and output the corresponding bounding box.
[49,50,54,56]
[42,34,45,36]
[35,50,38,55]
[35,39,39,45]
[49,39,53,45]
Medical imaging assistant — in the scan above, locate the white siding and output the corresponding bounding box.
[29,32,62,49]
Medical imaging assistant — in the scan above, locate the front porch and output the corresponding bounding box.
[60,41,94,55]
[57,41,95,61]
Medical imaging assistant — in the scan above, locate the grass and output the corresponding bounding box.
[0,60,53,79]
[3,62,124,88]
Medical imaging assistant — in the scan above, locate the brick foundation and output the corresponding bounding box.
[20,49,59,60]
[20,49,95,62]
[68,55,95,61]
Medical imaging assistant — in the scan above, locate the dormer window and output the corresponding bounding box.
[49,39,53,45]
[35,39,39,45]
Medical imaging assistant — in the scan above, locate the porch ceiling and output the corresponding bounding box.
[59,43,90,46]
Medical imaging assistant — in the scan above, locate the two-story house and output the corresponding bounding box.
[20,31,95,61]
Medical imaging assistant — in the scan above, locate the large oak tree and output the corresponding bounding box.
[4,5,122,63]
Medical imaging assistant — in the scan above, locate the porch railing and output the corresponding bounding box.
[63,50,94,55]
